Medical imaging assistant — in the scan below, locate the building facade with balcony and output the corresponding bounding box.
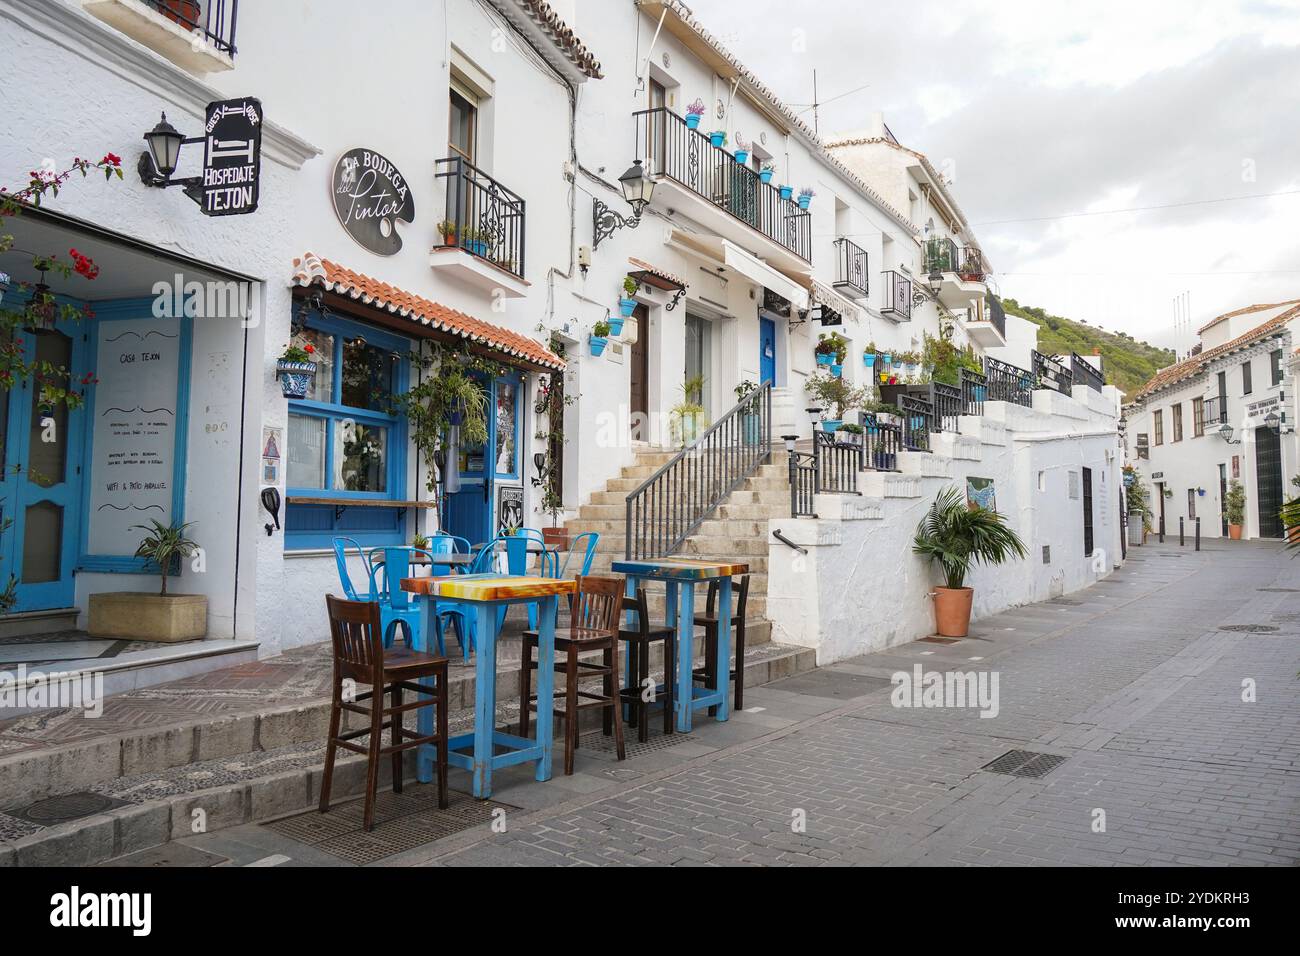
[1124,300,1300,540]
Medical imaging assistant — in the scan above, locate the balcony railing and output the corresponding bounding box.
[923,236,959,275]
[862,412,901,471]
[985,293,1007,340]
[928,381,963,433]
[633,108,811,261]
[897,394,934,451]
[960,367,988,416]
[141,0,239,56]
[833,238,869,298]
[1070,352,1105,392]
[1033,350,1074,396]
[435,156,526,281]
[1204,396,1228,425]
[959,246,986,282]
[814,430,862,495]
[984,356,1033,407]
[880,270,912,320]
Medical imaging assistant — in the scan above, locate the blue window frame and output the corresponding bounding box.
[458,373,521,480]
[285,311,409,549]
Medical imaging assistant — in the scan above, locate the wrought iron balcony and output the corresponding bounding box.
[140,0,239,56]
[1033,350,1073,395]
[880,270,912,320]
[986,293,1007,340]
[1204,396,1228,425]
[435,156,526,281]
[959,246,986,282]
[1070,353,1105,392]
[633,107,811,261]
[923,236,959,275]
[832,238,869,298]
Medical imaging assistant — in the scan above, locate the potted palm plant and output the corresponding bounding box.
[1225,479,1246,539]
[913,487,1028,638]
[672,375,708,446]
[88,520,207,642]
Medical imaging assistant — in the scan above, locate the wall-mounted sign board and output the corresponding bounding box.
[330,148,415,255]
[197,97,262,216]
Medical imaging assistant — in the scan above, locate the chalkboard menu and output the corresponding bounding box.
[87,318,182,555]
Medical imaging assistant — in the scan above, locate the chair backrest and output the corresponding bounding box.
[557,531,600,579]
[705,574,750,618]
[373,547,435,610]
[570,575,624,634]
[325,594,384,682]
[428,534,470,577]
[332,537,374,602]
[474,531,553,577]
[620,587,650,636]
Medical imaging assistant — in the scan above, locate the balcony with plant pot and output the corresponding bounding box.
[923,236,988,311]
[430,156,529,299]
[81,0,239,73]
[959,289,1007,348]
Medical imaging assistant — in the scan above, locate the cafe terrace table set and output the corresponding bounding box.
[400,557,747,797]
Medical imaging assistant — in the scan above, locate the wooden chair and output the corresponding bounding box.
[519,575,625,775]
[692,574,750,715]
[320,595,449,831]
[617,587,676,742]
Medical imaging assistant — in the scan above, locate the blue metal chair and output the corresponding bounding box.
[370,546,443,655]
[554,531,600,579]
[428,534,475,660]
[332,537,376,602]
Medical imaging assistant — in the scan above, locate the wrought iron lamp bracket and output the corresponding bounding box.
[592,198,642,251]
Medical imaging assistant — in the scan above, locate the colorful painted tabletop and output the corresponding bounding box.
[610,558,750,579]
[400,573,577,601]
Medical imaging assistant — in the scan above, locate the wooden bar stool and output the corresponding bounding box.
[617,587,676,742]
[319,594,449,831]
[693,574,750,715]
[519,575,625,775]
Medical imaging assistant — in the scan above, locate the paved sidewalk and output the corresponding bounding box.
[164,540,1300,867]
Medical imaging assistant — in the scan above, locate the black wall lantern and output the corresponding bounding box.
[138,112,202,189]
[926,269,944,295]
[531,451,547,488]
[592,160,656,251]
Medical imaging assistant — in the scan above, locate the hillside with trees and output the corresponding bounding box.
[1001,297,1175,399]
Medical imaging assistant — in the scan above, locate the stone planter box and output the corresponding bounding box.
[88,592,208,642]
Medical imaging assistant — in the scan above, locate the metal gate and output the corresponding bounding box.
[1082,466,1094,556]
[1255,426,1284,538]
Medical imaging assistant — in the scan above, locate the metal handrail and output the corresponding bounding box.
[833,238,869,298]
[624,382,772,559]
[771,529,808,555]
[435,155,526,280]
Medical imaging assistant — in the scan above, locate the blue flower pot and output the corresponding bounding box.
[798,195,811,210]
[276,360,317,400]
[830,363,843,378]
[742,412,762,446]
[618,297,636,317]
[734,150,749,165]
[685,113,701,130]
[589,335,608,356]
[779,186,793,201]
[863,353,876,367]
[816,353,834,366]
[465,240,489,257]
[709,132,725,148]
[607,315,625,337]
[822,420,842,433]
[882,353,893,365]
[759,169,773,184]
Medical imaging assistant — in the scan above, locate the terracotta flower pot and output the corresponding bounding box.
[159,0,202,29]
[1228,524,1243,540]
[933,586,974,638]
[542,527,569,549]
[1287,525,1300,544]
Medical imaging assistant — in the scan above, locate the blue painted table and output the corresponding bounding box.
[609,558,750,732]
[401,573,576,798]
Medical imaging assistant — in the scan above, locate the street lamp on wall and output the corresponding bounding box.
[1218,422,1241,444]
[927,270,943,296]
[138,112,201,188]
[592,160,656,251]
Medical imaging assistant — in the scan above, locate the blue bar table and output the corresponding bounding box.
[609,558,750,732]
[401,573,576,799]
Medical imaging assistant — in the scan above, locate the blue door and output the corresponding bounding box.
[1,319,88,612]
[444,380,496,550]
[759,316,776,386]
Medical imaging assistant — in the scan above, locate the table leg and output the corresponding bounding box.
[534,594,557,782]
[715,575,733,722]
[675,582,694,733]
[622,576,637,721]
[472,602,497,799]
[416,596,435,784]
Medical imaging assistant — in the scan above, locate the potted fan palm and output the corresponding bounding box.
[913,487,1028,638]
[672,375,708,446]
[1225,479,1246,539]
[88,520,207,642]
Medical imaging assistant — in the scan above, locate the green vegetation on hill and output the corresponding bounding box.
[1001,297,1175,399]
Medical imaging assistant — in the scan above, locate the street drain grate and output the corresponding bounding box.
[265,786,515,865]
[1219,624,1280,633]
[579,726,697,758]
[7,792,130,826]
[1257,588,1300,593]
[982,750,1068,779]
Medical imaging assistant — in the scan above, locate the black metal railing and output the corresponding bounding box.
[789,449,818,517]
[1204,396,1228,425]
[986,294,1007,340]
[928,381,963,432]
[814,430,862,494]
[959,246,986,282]
[880,270,912,320]
[960,367,988,416]
[435,156,526,281]
[833,238,869,298]
[924,236,959,274]
[634,108,811,261]
[862,412,901,471]
[625,383,772,559]
[897,394,934,451]
[141,0,239,56]
[984,356,1033,407]
[1033,350,1073,395]
[1070,352,1104,392]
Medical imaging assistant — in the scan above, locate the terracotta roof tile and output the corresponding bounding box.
[506,0,602,79]
[1134,303,1300,400]
[628,256,687,288]
[290,252,563,371]
[1196,298,1300,335]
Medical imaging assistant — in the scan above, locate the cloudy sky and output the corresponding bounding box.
[687,0,1300,351]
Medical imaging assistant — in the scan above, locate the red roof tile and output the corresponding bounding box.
[1196,298,1300,335]
[291,252,563,371]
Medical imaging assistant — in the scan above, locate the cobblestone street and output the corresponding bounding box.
[176,540,1300,867]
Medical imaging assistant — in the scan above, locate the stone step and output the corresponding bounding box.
[0,641,815,866]
[0,607,80,640]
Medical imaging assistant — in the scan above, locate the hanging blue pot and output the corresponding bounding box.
[589,335,608,356]
[709,132,725,148]
[822,420,842,433]
[685,113,701,130]
[759,169,773,184]
[779,185,793,201]
[863,352,876,367]
[734,149,749,165]
[816,353,834,366]
[618,297,636,317]
[607,315,626,337]
[798,195,811,210]
[882,353,893,365]
[830,363,843,378]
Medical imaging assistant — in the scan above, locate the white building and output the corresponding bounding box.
[1124,299,1300,540]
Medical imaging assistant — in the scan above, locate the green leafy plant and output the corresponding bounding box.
[132,519,200,596]
[921,330,981,386]
[1123,465,1153,533]
[412,532,430,550]
[435,219,458,241]
[805,371,868,421]
[671,375,708,446]
[838,422,864,434]
[814,331,849,363]
[912,486,1028,590]
[279,341,316,364]
[593,319,612,338]
[1225,479,1246,526]
[622,276,638,297]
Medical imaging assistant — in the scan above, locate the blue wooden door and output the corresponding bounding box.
[758,316,776,386]
[1,320,87,611]
[444,378,497,549]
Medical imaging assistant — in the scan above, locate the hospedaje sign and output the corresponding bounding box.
[330,148,415,255]
[196,97,262,216]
